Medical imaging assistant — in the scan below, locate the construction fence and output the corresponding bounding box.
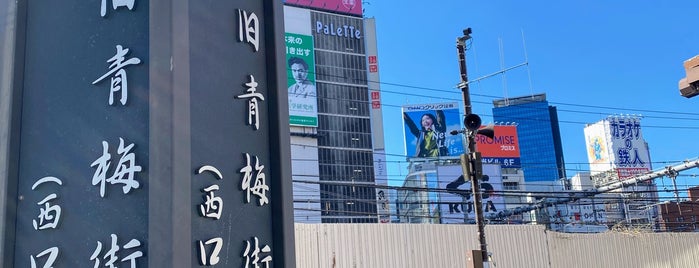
[294,223,699,268]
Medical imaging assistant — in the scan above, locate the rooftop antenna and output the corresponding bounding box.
[522,29,534,97]
[499,38,508,106]
[471,34,483,92]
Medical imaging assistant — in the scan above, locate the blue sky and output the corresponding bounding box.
[364,1,699,193]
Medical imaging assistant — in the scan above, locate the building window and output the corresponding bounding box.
[502,168,519,174]
[503,182,518,190]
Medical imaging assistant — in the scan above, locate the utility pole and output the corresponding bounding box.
[455,28,491,268]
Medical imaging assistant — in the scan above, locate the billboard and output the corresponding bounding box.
[402,103,464,158]
[476,125,521,168]
[584,117,651,179]
[437,164,506,223]
[284,0,363,16]
[584,121,613,174]
[285,33,318,127]
[608,117,652,178]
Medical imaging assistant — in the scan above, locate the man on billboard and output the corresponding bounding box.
[403,110,448,157]
[287,57,316,98]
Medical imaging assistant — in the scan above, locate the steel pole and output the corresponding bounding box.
[456,30,489,265]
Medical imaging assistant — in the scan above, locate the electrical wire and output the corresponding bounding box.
[289,81,699,128]
[284,66,699,118]
[281,46,699,229]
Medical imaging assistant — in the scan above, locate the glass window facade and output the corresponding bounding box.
[312,11,376,223]
[315,51,367,84]
[492,95,566,182]
[317,83,369,116]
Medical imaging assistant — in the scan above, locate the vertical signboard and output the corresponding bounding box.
[4,1,293,267]
[365,18,384,149]
[437,164,505,223]
[189,1,290,267]
[285,33,318,127]
[365,18,388,223]
[283,0,362,17]
[402,103,464,159]
[607,117,652,179]
[13,2,149,267]
[584,121,613,175]
[476,125,521,168]
[284,6,317,127]
[373,151,390,223]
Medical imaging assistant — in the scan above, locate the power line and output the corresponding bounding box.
[289,154,694,167]
[294,85,699,128]
[292,178,697,200]
[291,208,699,233]
[292,173,699,191]
[285,66,699,117]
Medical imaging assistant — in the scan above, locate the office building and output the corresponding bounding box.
[492,93,566,183]
[285,1,383,223]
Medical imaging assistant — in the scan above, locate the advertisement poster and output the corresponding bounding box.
[437,164,505,223]
[402,103,464,159]
[285,33,318,127]
[584,121,613,175]
[476,125,521,168]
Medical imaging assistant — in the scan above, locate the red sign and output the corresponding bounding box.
[368,56,377,64]
[617,168,650,179]
[372,100,381,109]
[475,125,520,158]
[371,91,380,100]
[285,0,363,16]
[369,65,378,73]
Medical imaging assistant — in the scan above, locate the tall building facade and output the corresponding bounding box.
[492,94,566,183]
[285,1,381,223]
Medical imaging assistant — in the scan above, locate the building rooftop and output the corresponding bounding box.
[493,93,547,107]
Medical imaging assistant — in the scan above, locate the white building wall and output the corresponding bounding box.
[291,127,321,223]
[571,172,593,190]
[502,168,525,222]
[364,17,389,223]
